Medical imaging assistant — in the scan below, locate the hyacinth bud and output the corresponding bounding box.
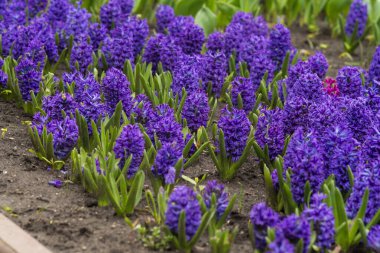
[156,5,175,33]
[114,124,145,178]
[249,203,280,250]
[182,90,210,132]
[151,142,182,184]
[369,45,380,86]
[165,185,202,240]
[284,128,325,204]
[203,180,229,219]
[46,116,78,159]
[15,57,42,101]
[302,194,335,251]
[268,24,292,71]
[217,107,251,162]
[345,0,368,38]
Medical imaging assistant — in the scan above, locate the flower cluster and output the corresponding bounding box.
[182,90,210,132]
[151,142,182,184]
[165,186,202,240]
[217,107,251,162]
[203,180,229,219]
[114,124,145,178]
[345,0,368,38]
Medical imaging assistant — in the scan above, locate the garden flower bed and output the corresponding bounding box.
[1,0,380,252]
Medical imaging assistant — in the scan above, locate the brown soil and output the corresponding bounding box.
[0,21,376,253]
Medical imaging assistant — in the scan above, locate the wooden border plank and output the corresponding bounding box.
[0,213,52,253]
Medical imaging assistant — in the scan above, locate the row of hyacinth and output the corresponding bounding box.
[1,0,380,252]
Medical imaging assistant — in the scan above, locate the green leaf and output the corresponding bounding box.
[174,0,206,16]
[125,171,145,214]
[195,6,216,35]
[178,211,187,249]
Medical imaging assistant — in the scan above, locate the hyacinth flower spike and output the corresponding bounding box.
[340,0,368,53]
[205,107,254,180]
[164,186,215,253]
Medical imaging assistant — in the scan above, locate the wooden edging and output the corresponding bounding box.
[0,213,52,253]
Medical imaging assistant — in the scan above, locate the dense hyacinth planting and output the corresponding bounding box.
[1,0,380,252]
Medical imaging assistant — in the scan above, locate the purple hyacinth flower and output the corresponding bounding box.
[217,107,251,162]
[238,35,267,65]
[100,0,122,30]
[46,116,79,159]
[199,51,228,97]
[182,90,210,132]
[339,97,374,142]
[70,40,93,74]
[203,180,229,219]
[269,24,292,71]
[15,57,42,101]
[27,0,48,18]
[266,232,295,253]
[48,179,64,188]
[46,0,70,31]
[206,32,225,53]
[369,45,380,86]
[321,125,360,192]
[131,94,155,127]
[368,225,380,252]
[276,214,311,253]
[114,124,145,178]
[231,76,257,113]
[168,16,205,55]
[148,104,184,148]
[336,66,363,98]
[42,92,78,121]
[143,34,183,72]
[302,193,335,251]
[346,161,380,224]
[345,0,368,38]
[248,54,276,87]
[362,128,380,163]
[156,5,175,33]
[31,112,49,135]
[249,203,280,250]
[287,60,312,90]
[165,185,202,240]
[308,51,329,79]
[307,97,346,135]
[284,128,325,204]
[102,36,134,70]
[283,96,311,135]
[151,142,182,184]
[255,107,286,160]
[102,68,133,114]
[64,4,91,42]
[288,73,324,102]
[171,55,201,96]
[89,23,107,50]
[111,16,149,56]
